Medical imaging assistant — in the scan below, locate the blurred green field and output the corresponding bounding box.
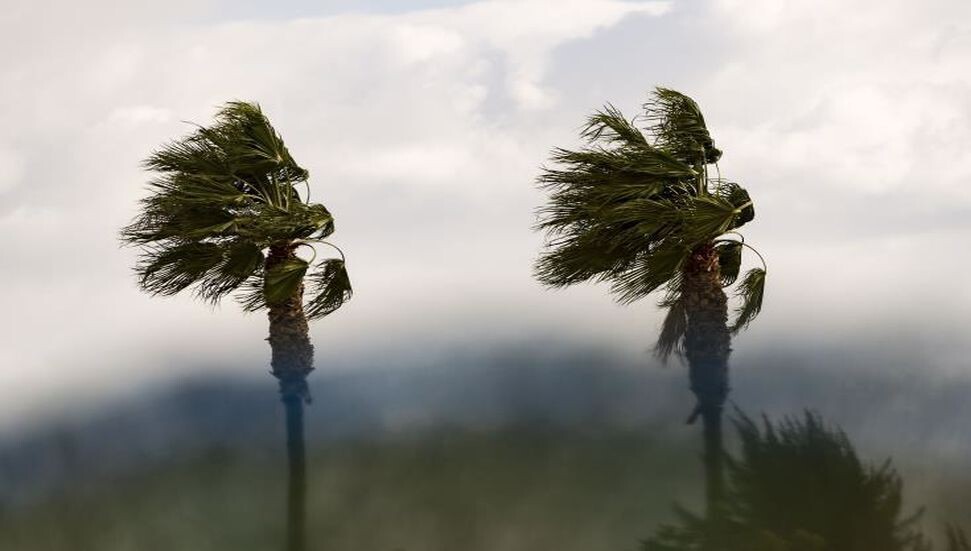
[0,428,700,551]
[4,361,971,551]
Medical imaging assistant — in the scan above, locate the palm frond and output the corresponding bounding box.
[656,291,687,361]
[144,131,231,178]
[197,241,265,302]
[580,103,648,147]
[149,173,252,206]
[610,242,689,304]
[204,101,308,184]
[133,238,268,304]
[123,101,351,312]
[121,197,238,244]
[237,275,267,312]
[545,146,696,182]
[682,195,740,243]
[712,180,755,229]
[644,87,720,165]
[141,101,306,210]
[534,230,636,288]
[234,202,334,242]
[136,242,225,297]
[534,89,758,312]
[731,268,766,333]
[304,259,353,320]
[263,257,309,306]
[716,241,743,286]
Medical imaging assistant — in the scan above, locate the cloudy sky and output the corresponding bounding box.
[1,0,970,429]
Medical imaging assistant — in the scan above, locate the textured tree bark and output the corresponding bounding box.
[266,244,313,551]
[266,245,315,385]
[682,242,731,518]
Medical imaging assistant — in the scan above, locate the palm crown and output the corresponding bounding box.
[535,88,766,357]
[121,101,351,320]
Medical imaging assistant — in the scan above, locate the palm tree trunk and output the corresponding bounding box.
[682,243,731,518]
[282,393,306,551]
[266,244,314,551]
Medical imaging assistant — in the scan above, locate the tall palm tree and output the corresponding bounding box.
[533,88,766,515]
[121,101,352,551]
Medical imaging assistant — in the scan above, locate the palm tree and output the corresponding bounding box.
[644,411,956,551]
[533,88,766,515]
[121,101,352,551]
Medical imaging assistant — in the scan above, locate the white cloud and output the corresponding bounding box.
[108,105,174,126]
[0,0,670,426]
[705,0,971,199]
[1,0,970,429]
[0,148,24,194]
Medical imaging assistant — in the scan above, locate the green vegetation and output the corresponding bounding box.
[2,423,968,551]
[644,412,970,551]
[0,429,695,551]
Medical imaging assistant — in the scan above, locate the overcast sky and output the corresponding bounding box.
[1,0,970,428]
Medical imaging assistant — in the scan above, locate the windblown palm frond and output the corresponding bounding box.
[263,257,310,305]
[580,103,649,147]
[534,87,767,355]
[716,241,743,286]
[645,87,722,165]
[731,268,766,333]
[712,180,755,228]
[305,259,353,320]
[657,292,688,361]
[121,101,351,317]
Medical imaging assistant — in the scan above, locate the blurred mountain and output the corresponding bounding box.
[1,343,969,521]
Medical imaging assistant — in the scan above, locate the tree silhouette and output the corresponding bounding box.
[121,102,352,551]
[533,88,765,514]
[644,411,966,551]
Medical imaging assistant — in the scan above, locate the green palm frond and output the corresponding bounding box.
[137,242,226,297]
[645,87,721,165]
[580,103,648,147]
[139,102,306,208]
[610,242,690,304]
[233,202,334,242]
[263,257,309,306]
[197,241,265,301]
[545,146,697,182]
[122,198,237,244]
[656,291,687,361]
[144,132,230,180]
[682,195,741,243]
[731,268,766,333]
[305,259,353,320]
[123,101,351,316]
[534,89,761,329]
[534,230,635,288]
[135,239,268,304]
[237,275,267,312]
[605,197,683,231]
[716,241,743,286]
[146,102,307,188]
[150,173,251,206]
[214,101,299,169]
[712,180,755,229]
